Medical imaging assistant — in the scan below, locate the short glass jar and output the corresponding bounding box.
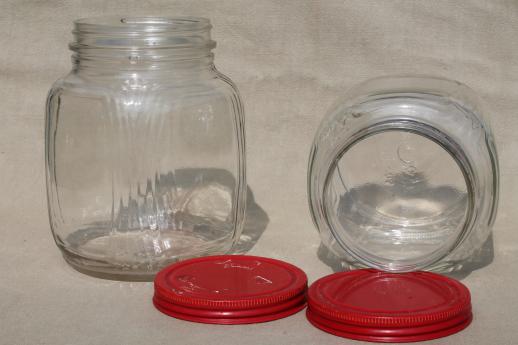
[309,76,498,272]
[45,17,246,279]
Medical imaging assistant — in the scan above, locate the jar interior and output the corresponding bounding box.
[324,130,470,271]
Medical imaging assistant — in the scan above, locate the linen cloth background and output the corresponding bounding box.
[1,1,517,344]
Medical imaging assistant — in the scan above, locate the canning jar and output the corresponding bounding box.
[308,76,498,272]
[45,17,246,279]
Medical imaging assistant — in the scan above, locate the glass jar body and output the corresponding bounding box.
[308,76,498,273]
[45,17,245,280]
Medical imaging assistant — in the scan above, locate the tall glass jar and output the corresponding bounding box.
[308,76,498,273]
[45,17,246,280]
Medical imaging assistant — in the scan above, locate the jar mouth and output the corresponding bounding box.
[321,120,476,272]
[71,16,215,51]
[74,16,212,33]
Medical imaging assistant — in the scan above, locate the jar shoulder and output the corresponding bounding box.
[46,69,245,129]
[48,69,241,99]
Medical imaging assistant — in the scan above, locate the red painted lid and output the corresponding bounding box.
[154,293,306,325]
[306,269,472,342]
[153,255,307,324]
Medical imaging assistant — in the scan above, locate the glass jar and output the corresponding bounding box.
[45,17,246,280]
[308,76,498,272]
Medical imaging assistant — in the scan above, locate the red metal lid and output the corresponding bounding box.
[306,269,472,343]
[153,292,305,319]
[154,293,306,325]
[153,255,307,324]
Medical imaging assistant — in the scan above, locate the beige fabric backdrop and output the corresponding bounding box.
[1,1,517,344]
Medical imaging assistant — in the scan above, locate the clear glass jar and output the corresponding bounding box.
[45,17,246,280]
[308,76,498,272]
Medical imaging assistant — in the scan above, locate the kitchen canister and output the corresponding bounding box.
[45,17,246,279]
[308,76,498,273]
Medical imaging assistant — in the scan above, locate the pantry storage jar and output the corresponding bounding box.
[308,76,498,272]
[45,17,246,279]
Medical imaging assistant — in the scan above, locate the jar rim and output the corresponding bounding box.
[74,16,212,34]
[70,15,216,57]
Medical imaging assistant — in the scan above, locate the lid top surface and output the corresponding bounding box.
[155,255,307,309]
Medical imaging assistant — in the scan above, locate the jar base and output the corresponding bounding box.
[59,243,233,281]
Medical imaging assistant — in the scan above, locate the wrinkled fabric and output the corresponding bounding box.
[1,1,517,344]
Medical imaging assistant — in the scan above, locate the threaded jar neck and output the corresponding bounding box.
[70,16,216,72]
